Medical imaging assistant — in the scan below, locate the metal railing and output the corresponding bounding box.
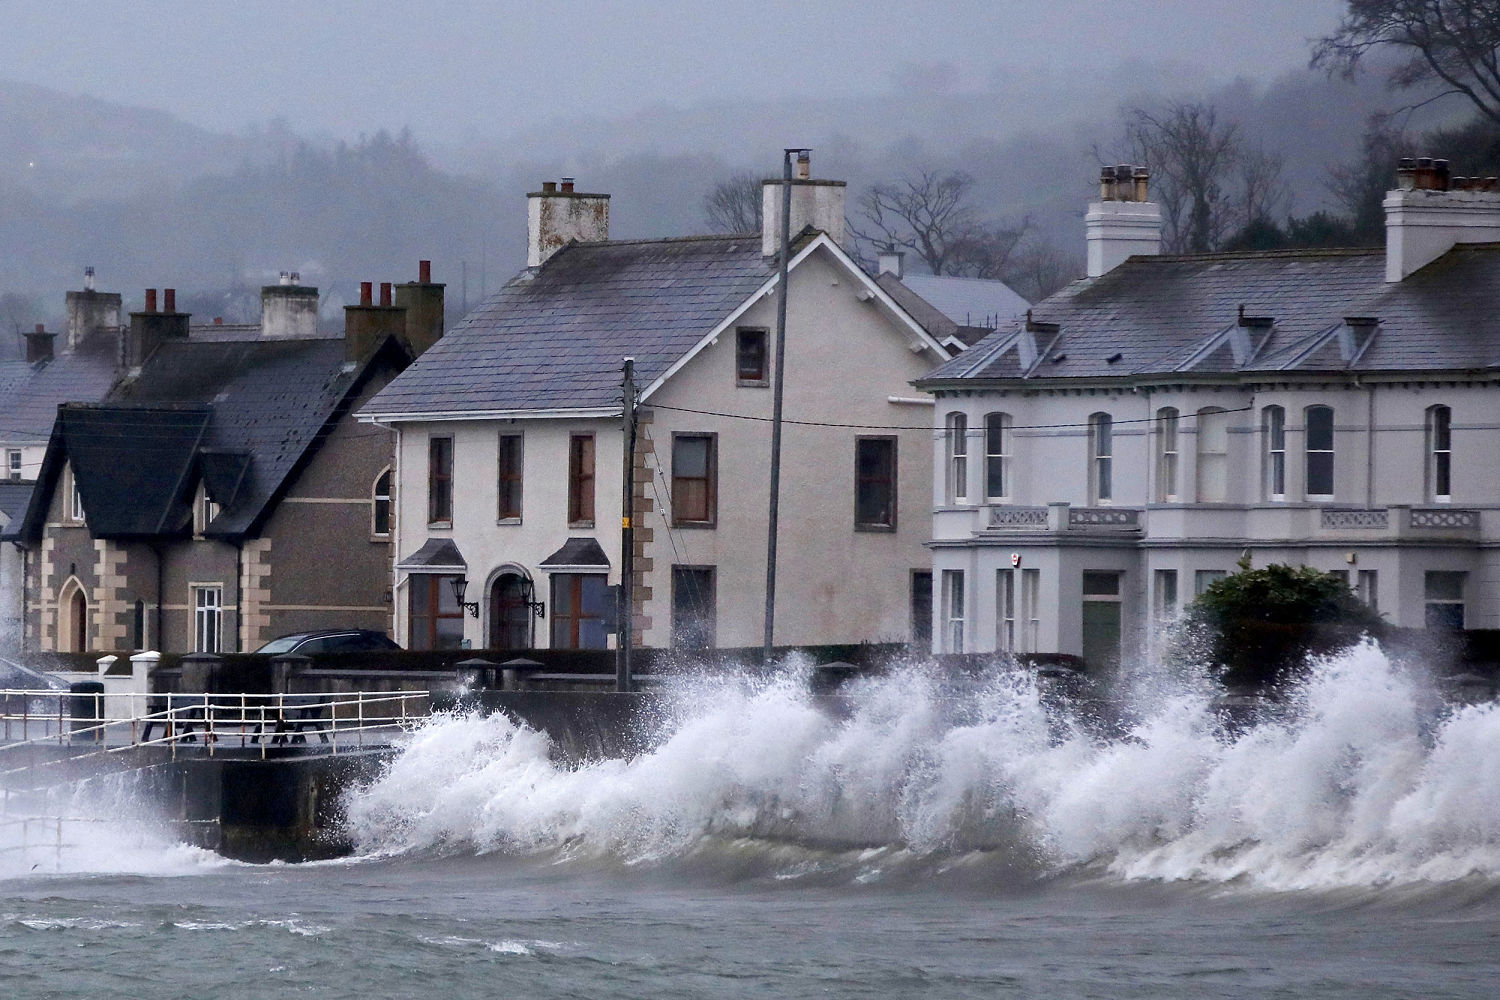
[0,690,431,768]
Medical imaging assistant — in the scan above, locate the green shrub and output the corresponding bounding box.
[1186,561,1384,689]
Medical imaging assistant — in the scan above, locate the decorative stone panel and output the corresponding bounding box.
[989,506,1048,528]
[1408,508,1479,529]
[1320,508,1389,529]
[1068,507,1140,528]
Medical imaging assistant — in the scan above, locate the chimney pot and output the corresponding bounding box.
[380,282,392,307]
[145,289,157,313]
[214,317,223,325]
[795,151,811,180]
[290,271,301,283]
[34,323,44,334]
[360,281,373,306]
[419,259,431,283]
[1116,165,1135,201]
[1132,166,1150,202]
[1099,166,1117,201]
[1397,157,1418,191]
[560,177,575,193]
[84,266,95,291]
[1434,158,1451,191]
[164,288,176,313]
[541,180,556,193]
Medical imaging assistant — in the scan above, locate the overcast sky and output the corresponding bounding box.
[0,0,1346,144]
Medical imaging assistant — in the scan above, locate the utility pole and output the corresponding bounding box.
[617,357,637,693]
[763,147,810,662]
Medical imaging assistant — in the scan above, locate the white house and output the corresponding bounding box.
[360,162,950,652]
[917,158,1500,669]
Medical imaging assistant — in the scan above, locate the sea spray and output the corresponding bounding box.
[344,641,1500,889]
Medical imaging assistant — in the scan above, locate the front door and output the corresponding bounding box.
[1081,571,1122,673]
[489,573,533,650]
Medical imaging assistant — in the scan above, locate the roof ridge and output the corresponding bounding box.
[583,233,764,248]
[1146,246,1382,263]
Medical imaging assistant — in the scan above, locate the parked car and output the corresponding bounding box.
[254,629,401,655]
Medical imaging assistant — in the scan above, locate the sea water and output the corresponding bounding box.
[2,641,1499,998]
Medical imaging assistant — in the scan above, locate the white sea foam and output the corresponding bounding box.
[344,641,1500,891]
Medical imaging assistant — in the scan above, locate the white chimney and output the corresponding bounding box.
[761,152,848,256]
[1384,157,1500,281]
[1085,165,1162,278]
[527,179,611,267]
[261,278,319,339]
[878,251,905,278]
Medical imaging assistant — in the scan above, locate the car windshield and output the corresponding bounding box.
[255,637,303,654]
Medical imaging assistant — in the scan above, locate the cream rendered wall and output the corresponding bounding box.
[642,248,940,648]
[391,415,626,649]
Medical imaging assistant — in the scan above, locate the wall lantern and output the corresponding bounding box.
[448,576,480,619]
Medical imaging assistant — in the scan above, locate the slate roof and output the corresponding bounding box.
[364,235,775,417]
[897,273,1030,330]
[0,340,120,448]
[19,334,408,542]
[918,245,1500,385]
[396,538,467,572]
[540,537,610,568]
[0,480,34,541]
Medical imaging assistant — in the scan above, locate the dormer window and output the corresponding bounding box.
[194,486,220,535]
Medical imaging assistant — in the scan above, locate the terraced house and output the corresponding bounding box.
[11,269,444,653]
[361,161,952,652]
[918,159,1500,668]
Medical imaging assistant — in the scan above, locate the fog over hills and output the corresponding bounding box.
[0,55,1427,360]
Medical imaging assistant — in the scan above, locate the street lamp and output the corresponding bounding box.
[448,576,480,619]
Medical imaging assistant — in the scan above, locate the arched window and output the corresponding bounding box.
[58,578,88,653]
[1305,405,1334,499]
[1088,412,1112,504]
[984,412,1011,501]
[1195,407,1229,502]
[1427,405,1452,502]
[1155,407,1179,501]
[372,468,392,537]
[1262,405,1286,500]
[945,412,969,504]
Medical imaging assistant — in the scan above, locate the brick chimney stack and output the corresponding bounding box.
[24,323,55,365]
[394,258,446,357]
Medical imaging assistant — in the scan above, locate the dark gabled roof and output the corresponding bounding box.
[28,405,211,539]
[0,480,34,540]
[0,340,119,448]
[540,537,610,568]
[18,334,408,543]
[107,335,406,537]
[364,235,774,417]
[876,273,960,344]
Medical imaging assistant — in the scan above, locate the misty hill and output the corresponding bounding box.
[0,62,1429,362]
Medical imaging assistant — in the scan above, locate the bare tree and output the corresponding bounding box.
[1125,103,1242,254]
[1237,147,1290,231]
[702,171,763,233]
[1314,1,1500,126]
[851,169,1028,277]
[1004,242,1081,303]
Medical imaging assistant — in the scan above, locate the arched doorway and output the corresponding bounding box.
[58,579,88,653]
[489,572,534,650]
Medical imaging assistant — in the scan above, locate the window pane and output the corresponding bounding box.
[498,434,523,519]
[1433,406,1451,450]
[1307,452,1334,496]
[856,438,895,526]
[1306,407,1333,450]
[675,436,709,477]
[1425,571,1465,601]
[436,574,460,614]
[737,329,767,381]
[1082,571,1120,596]
[580,575,610,616]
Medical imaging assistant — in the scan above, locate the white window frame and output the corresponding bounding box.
[945,412,969,504]
[1427,404,1452,503]
[997,568,1016,652]
[372,467,393,537]
[1194,569,1228,596]
[1155,407,1179,501]
[1020,568,1040,653]
[1263,405,1286,501]
[1088,412,1112,504]
[193,585,223,653]
[1424,571,1466,630]
[70,475,85,523]
[984,412,1011,502]
[1305,405,1335,501]
[194,486,219,536]
[941,569,965,653]
[1153,568,1178,622]
[5,450,19,480]
[1195,407,1229,503]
